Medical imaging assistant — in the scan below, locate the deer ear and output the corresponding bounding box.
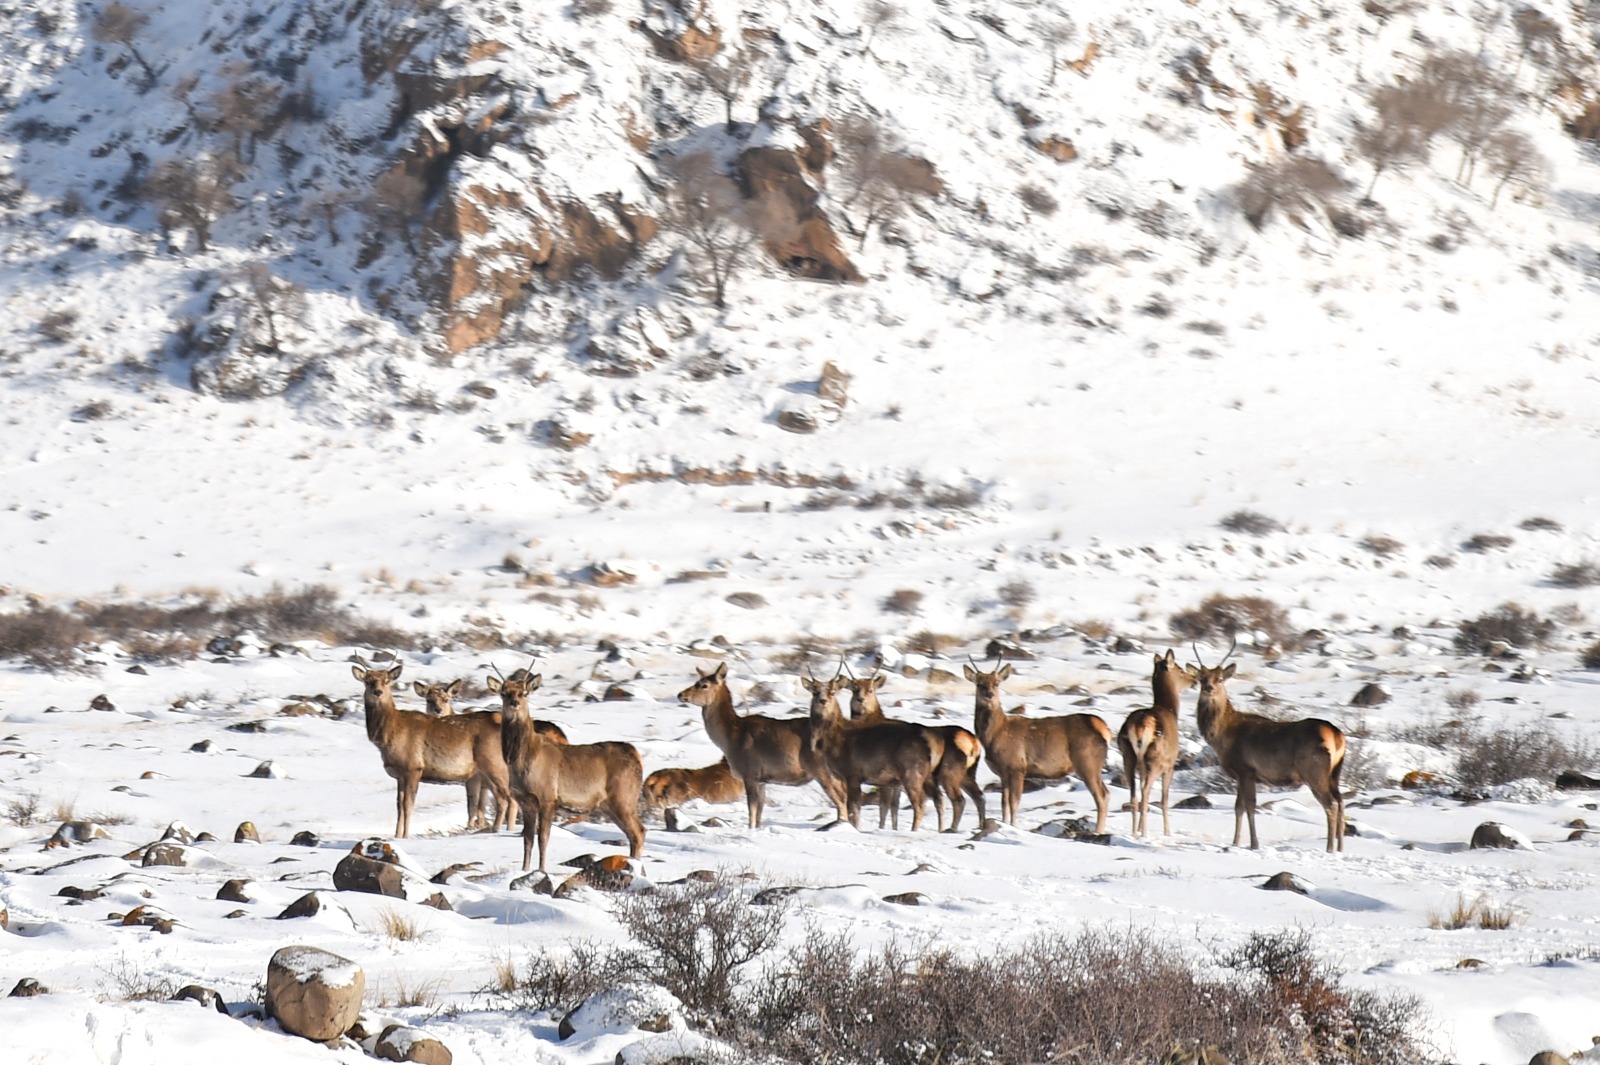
[387,662,403,681]
[1163,649,1177,666]
[963,664,979,681]
[998,663,1013,680]
[799,677,815,693]
[446,679,464,697]
[351,665,366,682]
[412,681,427,696]
[528,674,543,689]
[711,661,728,681]
[1222,663,1237,679]
[486,676,503,693]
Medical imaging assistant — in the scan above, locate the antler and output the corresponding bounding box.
[490,661,506,682]
[1219,636,1239,667]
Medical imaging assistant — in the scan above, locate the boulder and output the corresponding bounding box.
[235,821,261,843]
[558,983,682,1041]
[218,879,254,903]
[1528,1054,1570,1065]
[143,842,204,867]
[120,905,176,933]
[510,871,554,894]
[290,831,320,847]
[1174,794,1213,809]
[1555,771,1600,790]
[1261,872,1311,894]
[264,945,365,1042]
[277,892,328,919]
[375,1024,453,1064]
[1349,682,1390,707]
[10,978,47,997]
[171,984,230,1013]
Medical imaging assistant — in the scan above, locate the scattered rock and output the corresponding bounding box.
[246,760,286,779]
[431,862,482,884]
[882,892,925,906]
[265,945,365,1042]
[602,684,634,701]
[561,853,599,869]
[228,721,268,734]
[752,886,804,906]
[277,892,328,919]
[143,842,203,867]
[279,702,321,717]
[1174,794,1212,809]
[171,984,230,1013]
[509,871,554,894]
[126,664,147,675]
[90,694,116,712]
[120,905,176,933]
[420,892,453,911]
[1568,819,1590,830]
[290,831,320,847]
[556,856,634,897]
[1556,771,1600,791]
[218,879,253,903]
[1037,818,1112,844]
[333,853,406,898]
[1470,822,1530,850]
[235,821,261,843]
[9,978,47,997]
[1528,1054,1570,1065]
[1349,682,1390,707]
[56,885,105,901]
[1400,770,1438,790]
[1261,872,1311,894]
[685,869,718,883]
[189,739,213,753]
[47,820,110,847]
[0,906,7,930]
[225,909,248,919]
[376,1024,453,1065]
[558,983,683,1042]
[161,820,196,844]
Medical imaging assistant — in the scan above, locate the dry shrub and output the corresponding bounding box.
[1460,533,1513,553]
[1429,893,1517,931]
[1453,721,1595,790]
[998,581,1035,608]
[1233,154,1350,230]
[1453,602,1555,653]
[1549,561,1600,588]
[491,937,635,1015]
[747,926,1427,1065]
[1583,641,1600,671]
[1360,534,1404,557]
[0,605,94,668]
[883,589,924,615]
[1170,593,1295,649]
[1443,687,1480,712]
[1519,516,1562,532]
[1219,510,1284,536]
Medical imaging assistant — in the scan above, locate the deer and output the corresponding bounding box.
[643,759,744,828]
[350,656,516,837]
[846,670,986,832]
[805,671,940,831]
[413,678,464,715]
[1116,650,1196,838]
[963,658,1112,831]
[487,665,645,872]
[676,661,848,829]
[1191,642,1346,852]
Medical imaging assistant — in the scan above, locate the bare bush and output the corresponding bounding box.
[1582,641,1600,670]
[1453,720,1594,790]
[614,878,787,1017]
[1219,509,1284,536]
[1461,533,1513,553]
[1482,129,1547,207]
[1017,183,1058,215]
[1170,593,1295,649]
[882,589,924,615]
[4,792,40,826]
[998,580,1036,608]
[1360,534,1404,557]
[746,926,1428,1065]
[832,116,943,248]
[1549,561,1600,588]
[1233,154,1350,231]
[1453,602,1555,653]
[208,68,285,161]
[0,605,94,669]
[146,154,240,252]
[491,938,635,1015]
[1444,687,1481,712]
[1519,515,1562,532]
[364,167,429,254]
[92,2,160,91]
[688,43,763,129]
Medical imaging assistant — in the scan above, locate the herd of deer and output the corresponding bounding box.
[349,642,1347,873]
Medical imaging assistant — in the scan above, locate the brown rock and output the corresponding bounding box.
[736,146,862,284]
[171,984,229,1013]
[1261,872,1310,894]
[420,892,453,911]
[121,905,175,933]
[265,945,365,1042]
[1470,822,1526,850]
[1030,136,1078,162]
[142,842,198,867]
[882,892,925,906]
[1528,1054,1571,1065]
[1349,682,1391,707]
[277,892,327,919]
[376,1023,453,1064]
[235,821,260,843]
[333,853,407,898]
[218,879,254,904]
[9,978,47,997]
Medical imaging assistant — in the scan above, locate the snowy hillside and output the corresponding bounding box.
[2,0,1600,1062]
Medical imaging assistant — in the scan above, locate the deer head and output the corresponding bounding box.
[351,655,403,692]
[486,661,542,707]
[677,661,729,706]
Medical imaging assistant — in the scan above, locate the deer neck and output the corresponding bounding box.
[974,692,1007,746]
[699,684,742,751]
[362,685,395,742]
[1195,689,1233,743]
[1152,672,1184,716]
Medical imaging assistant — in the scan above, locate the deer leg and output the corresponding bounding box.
[1086,767,1109,835]
[745,779,763,829]
[960,765,985,830]
[612,800,646,858]
[1159,767,1173,837]
[930,779,947,832]
[398,770,422,839]
[465,777,484,831]
[520,807,538,872]
[1235,775,1258,849]
[907,775,928,832]
[846,776,864,828]
[1003,770,1023,826]
[536,798,556,871]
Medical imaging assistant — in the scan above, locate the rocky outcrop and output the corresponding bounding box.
[736,147,861,284]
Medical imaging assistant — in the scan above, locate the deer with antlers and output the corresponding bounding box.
[1191,642,1346,852]
[351,656,516,837]
[677,661,848,829]
[1117,650,1195,838]
[963,658,1111,830]
[488,664,645,872]
[846,670,986,832]
[805,671,941,831]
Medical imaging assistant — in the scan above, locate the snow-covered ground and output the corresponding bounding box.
[3,0,1600,1061]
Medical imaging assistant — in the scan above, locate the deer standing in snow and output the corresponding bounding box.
[846,670,986,832]
[1117,650,1194,837]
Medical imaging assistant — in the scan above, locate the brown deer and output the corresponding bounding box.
[963,659,1111,830]
[805,673,940,831]
[413,678,464,715]
[1191,646,1346,852]
[350,656,516,837]
[643,759,744,825]
[677,661,848,829]
[1117,650,1195,837]
[488,666,645,872]
[846,671,986,832]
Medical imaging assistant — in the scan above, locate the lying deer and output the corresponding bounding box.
[351,656,515,837]
[1191,646,1346,852]
[964,659,1111,830]
[846,671,986,832]
[488,666,645,872]
[643,759,743,826]
[1116,650,1195,837]
[806,673,940,830]
[677,661,847,828]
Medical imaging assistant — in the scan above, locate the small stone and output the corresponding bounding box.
[218,879,253,903]
[171,984,230,1013]
[1470,821,1528,850]
[290,830,320,847]
[882,892,925,906]
[189,739,213,753]
[375,1023,453,1065]
[420,892,453,911]
[235,821,260,843]
[752,886,803,906]
[561,853,598,869]
[1261,872,1310,894]
[1349,682,1390,707]
[228,720,267,733]
[1528,1053,1571,1065]
[120,905,175,933]
[224,909,247,919]
[332,853,406,898]
[685,869,718,882]
[1568,819,1590,829]
[431,862,481,884]
[9,978,47,997]
[1175,794,1212,809]
[90,694,116,712]
[509,871,554,894]
[126,665,147,675]
[276,892,326,919]
[246,760,284,779]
